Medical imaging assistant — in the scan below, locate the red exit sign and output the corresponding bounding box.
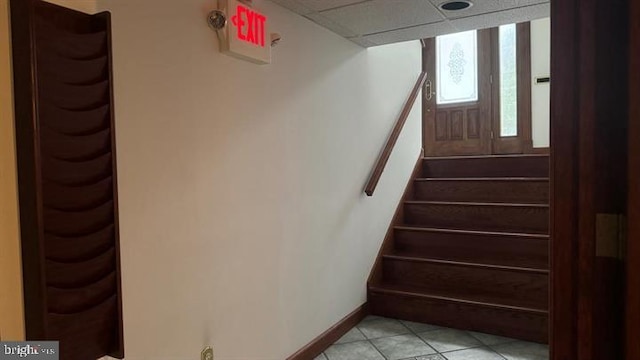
[219,0,271,64]
[232,4,267,47]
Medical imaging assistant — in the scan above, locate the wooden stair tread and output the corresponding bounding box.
[392,226,549,269]
[385,226,549,269]
[421,155,549,179]
[422,154,548,160]
[381,256,549,309]
[403,201,549,234]
[394,226,550,239]
[415,177,549,182]
[384,252,549,273]
[412,178,550,204]
[405,200,549,208]
[369,283,548,314]
[368,154,550,343]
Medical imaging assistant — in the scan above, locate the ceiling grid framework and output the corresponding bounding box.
[269,0,550,46]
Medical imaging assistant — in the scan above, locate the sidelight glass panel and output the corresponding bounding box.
[436,30,478,105]
[500,23,518,136]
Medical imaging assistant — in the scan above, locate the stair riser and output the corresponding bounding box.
[383,258,548,309]
[394,230,549,269]
[404,203,549,234]
[369,291,548,344]
[414,180,549,204]
[423,156,549,178]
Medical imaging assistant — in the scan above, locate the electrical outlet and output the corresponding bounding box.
[201,346,213,360]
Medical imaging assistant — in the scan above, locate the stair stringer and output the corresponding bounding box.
[367,156,423,287]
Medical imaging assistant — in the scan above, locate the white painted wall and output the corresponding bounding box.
[530,17,550,148]
[95,0,422,358]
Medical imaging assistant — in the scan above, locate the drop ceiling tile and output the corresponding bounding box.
[449,3,550,32]
[430,0,549,20]
[269,0,315,15]
[347,36,379,47]
[305,12,359,37]
[362,20,455,46]
[321,0,445,35]
[297,0,370,12]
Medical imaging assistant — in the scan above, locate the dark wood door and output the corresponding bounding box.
[423,26,533,157]
[423,30,492,156]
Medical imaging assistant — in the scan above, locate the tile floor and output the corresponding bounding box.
[314,316,548,360]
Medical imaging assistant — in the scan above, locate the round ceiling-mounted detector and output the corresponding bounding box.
[440,1,473,11]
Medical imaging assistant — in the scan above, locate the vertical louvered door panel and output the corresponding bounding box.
[10,0,124,359]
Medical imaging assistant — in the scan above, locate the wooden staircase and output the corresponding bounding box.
[368,154,549,343]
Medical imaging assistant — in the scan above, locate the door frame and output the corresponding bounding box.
[549,0,580,357]
[551,0,629,358]
[626,0,640,357]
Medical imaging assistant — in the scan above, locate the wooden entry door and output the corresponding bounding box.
[423,30,492,156]
[423,25,533,156]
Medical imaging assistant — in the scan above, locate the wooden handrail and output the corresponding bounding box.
[365,71,427,196]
